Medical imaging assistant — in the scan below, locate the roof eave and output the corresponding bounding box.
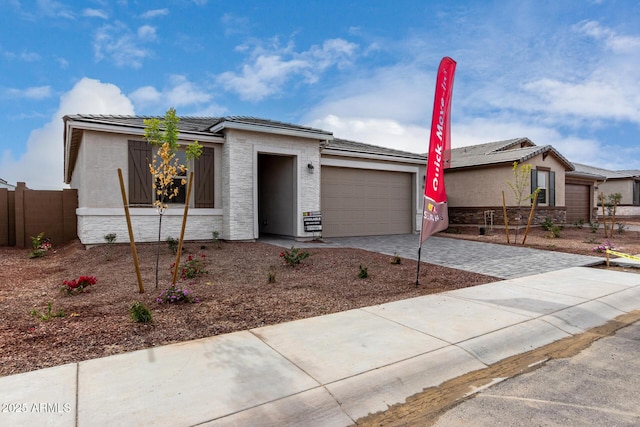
[210,120,333,141]
[322,147,426,164]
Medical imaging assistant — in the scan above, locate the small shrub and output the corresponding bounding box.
[358,265,369,279]
[616,222,627,234]
[583,236,599,244]
[130,302,153,323]
[29,232,52,259]
[30,302,65,321]
[574,219,584,229]
[166,236,179,254]
[589,222,599,234]
[541,217,554,231]
[61,275,97,295]
[172,254,208,280]
[212,231,222,248]
[267,268,276,283]
[546,225,562,239]
[156,284,200,304]
[280,246,310,266]
[390,253,402,265]
[104,233,117,260]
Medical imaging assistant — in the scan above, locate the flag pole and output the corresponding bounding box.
[415,245,422,286]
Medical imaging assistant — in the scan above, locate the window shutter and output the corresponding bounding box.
[530,169,538,205]
[194,147,214,208]
[549,171,555,206]
[128,140,152,205]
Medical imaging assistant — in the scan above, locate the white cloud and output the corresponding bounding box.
[217,38,358,101]
[0,78,134,190]
[82,8,108,19]
[129,75,216,112]
[37,0,74,19]
[141,8,169,19]
[5,85,52,99]
[93,21,153,68]
[137,25,157,41]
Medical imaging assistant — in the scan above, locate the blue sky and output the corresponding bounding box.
[1,0,639,189]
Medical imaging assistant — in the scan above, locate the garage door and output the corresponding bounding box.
[566,183,591,223]
[321,166,413,237]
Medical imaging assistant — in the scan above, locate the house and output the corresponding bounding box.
[0,178,16,190]
[444,138,577,225]
[63,115,426,244]
[572,163,640,219]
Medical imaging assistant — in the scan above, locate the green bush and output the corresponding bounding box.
[541,217,554,231]
[358,265,369,279]
[30,302,65,321]
[130,302,153,323]
[279,246,311,266]
[166,236,179,254]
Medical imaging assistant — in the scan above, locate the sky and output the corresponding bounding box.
[1,0,639,189]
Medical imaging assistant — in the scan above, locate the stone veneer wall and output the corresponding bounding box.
[449,206,567,226]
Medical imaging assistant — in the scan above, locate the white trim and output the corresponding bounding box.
[211,121,332,141]
[321,157,420,173]
[322,148,425,165]
[253,145,301,239]
[76,207,223,216]
[66,120,225,143]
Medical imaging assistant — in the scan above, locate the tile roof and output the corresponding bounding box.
[64,114,332,136]
[325,138,426,161]
[450,137,574,170]
[572,163,640,179]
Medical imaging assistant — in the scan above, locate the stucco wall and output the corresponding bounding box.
[596,180,633,205]
[445,155,567,208]
[71,130,224,244]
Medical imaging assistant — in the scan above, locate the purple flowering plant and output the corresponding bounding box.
[156,284,200,304]
[592,239,616,253]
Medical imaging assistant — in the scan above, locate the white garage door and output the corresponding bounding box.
[321,166,413,237]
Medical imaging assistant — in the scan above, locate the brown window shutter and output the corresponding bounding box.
[128,140,152,205]
[194,147,214,208]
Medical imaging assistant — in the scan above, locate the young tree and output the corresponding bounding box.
[144,108,202,287]
[506,161,536,244]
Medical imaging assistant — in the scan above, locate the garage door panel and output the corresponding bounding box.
[321,166,413,237]
[566,183,590,223]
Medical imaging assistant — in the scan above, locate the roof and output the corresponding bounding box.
[63,115,333,183]
[450,137,574,171]
[324,138,426,162]
[0,178,16,189]
[572,163,640,180]
[63,115,332,138]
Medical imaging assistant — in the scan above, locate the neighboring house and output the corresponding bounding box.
[572,163,640,219]
[63,115,426,244]
[444,138,575,225]
[0,178,16,190]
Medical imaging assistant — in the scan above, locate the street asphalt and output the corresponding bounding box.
[1,235,638,426]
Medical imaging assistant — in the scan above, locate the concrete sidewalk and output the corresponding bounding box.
[2,266,639,426]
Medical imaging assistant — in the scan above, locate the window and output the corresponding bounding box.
[128,140,214,208]
[531,168,555,206]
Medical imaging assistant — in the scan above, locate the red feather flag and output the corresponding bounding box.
[419,57,456,245]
